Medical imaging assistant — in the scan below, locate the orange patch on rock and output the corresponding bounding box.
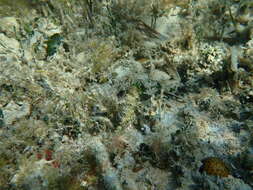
[200,157,230,177]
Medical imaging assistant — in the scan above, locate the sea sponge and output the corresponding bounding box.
[199,157,230,177]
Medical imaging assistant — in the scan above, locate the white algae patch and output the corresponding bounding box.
[0,33,20,53]
[0,17,20,37]
[2,101,31,125]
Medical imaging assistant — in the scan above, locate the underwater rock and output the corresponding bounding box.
[150,69,171,84]
[87,137,123,190]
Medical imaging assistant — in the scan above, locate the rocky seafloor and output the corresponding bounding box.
[0,0,252,189]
